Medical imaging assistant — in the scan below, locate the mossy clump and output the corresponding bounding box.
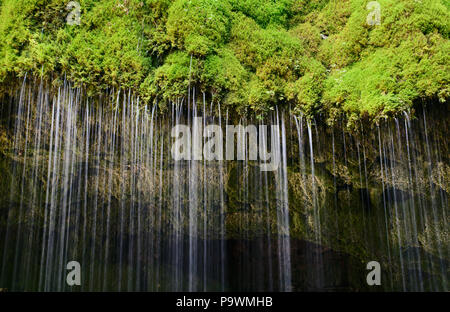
[0,0,449,123]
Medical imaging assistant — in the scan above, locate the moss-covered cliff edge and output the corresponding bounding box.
[0,0,449,125]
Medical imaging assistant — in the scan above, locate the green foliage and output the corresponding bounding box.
[152,51,197,101]
[0,0,448,122]
[321,0,450,121]
[288,57,327,115]
[0,0,155,92]
[166,0,232,56]
[202,48,247,94]
[229,0,295,28]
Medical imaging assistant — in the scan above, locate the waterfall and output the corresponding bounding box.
[0,80,448,291]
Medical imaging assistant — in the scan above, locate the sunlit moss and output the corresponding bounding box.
[0,0,448,122]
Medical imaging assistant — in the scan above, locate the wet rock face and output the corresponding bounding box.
[0,84,448,291]
[226,238,367,291]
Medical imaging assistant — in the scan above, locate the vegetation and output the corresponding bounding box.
[0,0,448,123]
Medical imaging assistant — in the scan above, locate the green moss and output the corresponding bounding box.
[0,0,448,122]
[166,0,232,56]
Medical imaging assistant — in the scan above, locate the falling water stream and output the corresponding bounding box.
[0,80,448,291]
